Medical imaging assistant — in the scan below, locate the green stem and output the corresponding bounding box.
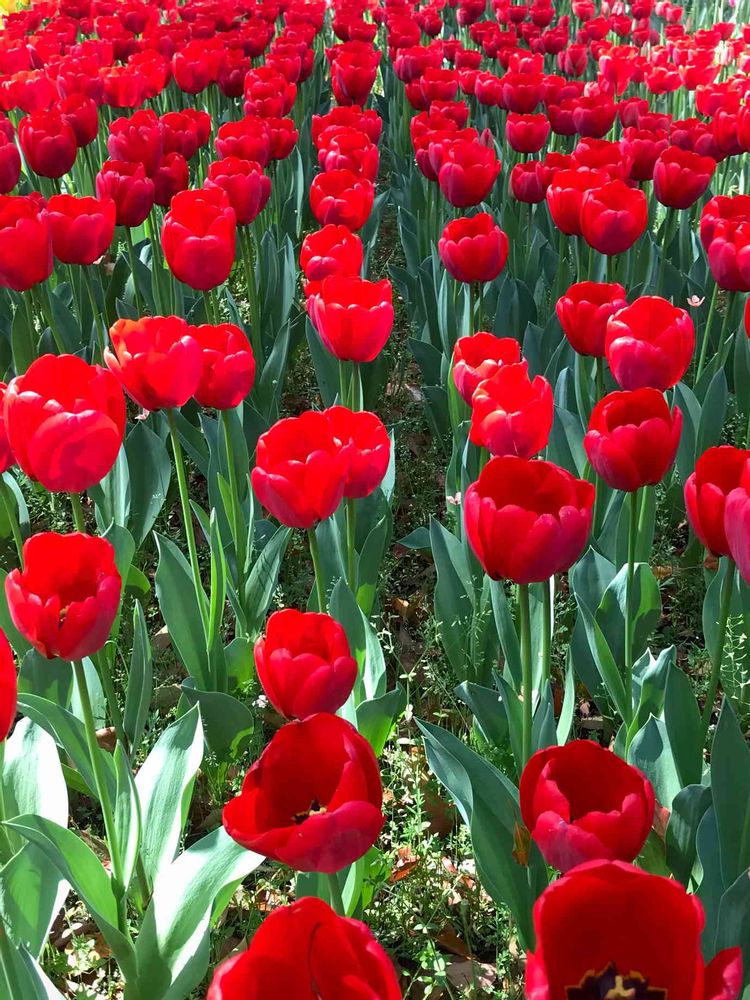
[707,291,737,380]
[70,492,86,532]
[655,208,676,296]
[167,409,208,628]
[541,578,552,688]
[0,742,15,864]
[700,559,737,745]
[72,659,128,927]
[624,488,639,726]
[326,871,345,916]
[350,362,362,412]
[519,583,533,766]
[94,649,129,755]
[468,281,476,336]
[346,498,357,595]
[338,360,349,407]
[0,479,23,563]
[241,227,263,366]
[307,526,326,611]
[123,228,144,316]
[22,291,37,367]
[202,290,215,325]
[695,281,719,380]
[221,409,247,609]
[82,266,107,359]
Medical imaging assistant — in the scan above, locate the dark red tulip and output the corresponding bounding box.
[545,168,608,236]
[57,94,99,148]
[205,158,271,228]
[0,629,16,743]
[685,445,750,557]
[620,127,669,182]
[653,146,717,209]
[191,323,255,410]
[255,609,357,719]
[510,160,546,203]
[464,456,594,584]
[4,354,125,493]
[469,362,554,459]
[584,389,682,493]
[107,109,164,178]
[153,152,190,209]
[724,460,750,585]
[326,405,391,499]
[312,105,382,146]
[105,316,202,411]
[222,712,383,873]
[96,160,155,229]
[18,110,77,178]
[526,861,742,1000]
[307,277,393,363]
[5,532,121,661]
[161,188,236,292]
[300,225,363,294]
[318,127,379,181]
[207,897,401,1000]
[505,112,550,154]
[438,213,509,284]
[700,195,750,251]
[215,118,271,169]
[265,118,299,163]
[438,139,501,207]
[580,180,648,256]
[452,332,522,404]
[0,134,21,194]
[48,194,115,266]
[251,411,350,528]
[605,296,695,391]
[309,169,374,231]
[556,281,627,357]
[707,223,750,292]
[0,195,53,291]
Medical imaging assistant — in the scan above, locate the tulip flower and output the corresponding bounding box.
[107,109,164,178]
[300,224,363,294]
[153,153,190,208]
[191,323,255,410]
[18,109,77,178]
[556,281,628,358]
[438,139,501,207]
[57,94,99,148]
[0,195,53,292]
[0,629,16,744]
[685,446,750,557]
[105,316,202,411]
[526,861,742,1000]
[223,713,383,872]
[707,223,750,292]
[47,195,116,266]
[0,383,13,475]
[545,168,609,237]
[580,180,648,256]
[215,118,271,168]
[469,362,554,459]
[96,160,155,229]
[438,213,509,284]
[605,296,695,391]
[309,169,374,231]
[5,532,121,661]
[505,112,550,154]
[452,333,522,404]
[510,161,546,203]
[724,461,750,587]
[207,897,400,999]
[161,188,237,291]
[307,276,393,363]
[4,354,125,494]
[326,405,391,498]
[653,146,717,209]
[584,389,682,492]
[205,158,271,227]
[318,128,379,181]
[255,609,358,719]
[520,741,655,871]
[0,134,21,194]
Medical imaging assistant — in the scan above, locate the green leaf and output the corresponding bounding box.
[430,518,474,679]
[0,931,66,1000]
[628,717,681,808]
[666,784,712,888]
[181,681,254,759]
[113,743,141,895]
[242,526,291,637]
[125,421,171,547]
[356,685,406,756]
[330,580,386,702]
[134,705,204,887]
[155,533,210,690]
[17,651,72,707]
[490,580,522,689]
[664,664,703,787]
[714,869,750,978]
[456,681,509,748]
[596,563,662,669]
[123,602,152,755]
[711,699,750,888]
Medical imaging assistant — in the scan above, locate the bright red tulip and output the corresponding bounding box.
[707,223,750,292]
[0,629,16,743]
[438,213,509,284]
[452,332,522,404]
[510,160,546,203]
[605,296,695,391]
[18,110,77,178]
[556,281,627,358]
[309,169,374,231]
[105,316,202,411]
[653,146,717,209]
[438,139,501,207]
[191,323,255,410]
[326,405,391,498]
[215,118,271,168]
[685,446,750,557]
[300,224,363,294]
[96,160,155,229]
[307,276,393,363]
[545,167,608,236]
[153,152,190,209]
[469,362,554,459]
[580,180,648,256]
[107,109,164,178]
[0,383,14,474]
[161,188,236,291]
[0,134,21,194]
[48,194,115,266]
[724,460,750,585]
[0,195,53,292]
[505,112,550,154]
[205,158,271,227]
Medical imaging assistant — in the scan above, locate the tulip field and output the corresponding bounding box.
[3,0,750,996]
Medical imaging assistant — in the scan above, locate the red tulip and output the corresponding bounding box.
[724,460,750,585]
[5,532,121,661]
[0,195,53,292]
[318,128,379,181]
[300,225,363,294]
[107,109,164,178]
[205,158,271,227]
[707,223,750,292]
[605,296,695,391]
[307,276,393,363]
[585,389,682,493]
[452,332,522,404]
[620,126,669,182]
[161,188,236,292]
[244,66,297,118]
[222,712,383,872]
[191,323,255,410]
[520,741,654,871]
[255,609,357,719]
[215,118,271,169]
[207,897,400,1000]
[312,105,382,146]
[580,180,648,256]
[153,152,190,209]
[266,117,299,162]
[469,362,554,459]
[545,167,608,236]
[0,629,16,743]
[326,405,391,498]
[510,160,546,203]
[57,94,99,148]
[4,354,125,493]
[685,446,750,557]
[700,195,750,251]
[653,146,717,209]
[526,861,742,1000]
[556,281,627,358]
[309,169,374,231]
[438,213,509,284]
[0,383,14,474]
[18,110,77,178]
[251,411,350,528]
[105,316,202,411]
[0,134,21,194]
[505,112,550,154]
[96,160,155,229]
[47,194,115,266]
[464,456,594,584]
[438,139,501,208]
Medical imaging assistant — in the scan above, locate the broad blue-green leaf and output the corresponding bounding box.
[123,602,152,754]
[155,534,210,689]
[126,421,171,547]
[666,784,712,888]
[664,664,703,787]
[181,681,254,759]
[628,717,681,808]
[0,933,66,1000]
[113,743,141,895]
[242,526,291,637]
[356,686,406,756]
[330,579,386,702]
[711,699,750,888]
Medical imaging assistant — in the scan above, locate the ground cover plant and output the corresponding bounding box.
[0,0,748,996]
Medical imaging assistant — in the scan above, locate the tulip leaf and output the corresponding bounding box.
[664,663,703,788]
[123,602,153,756]
[430,518,475,681]
[628,716,681,809]
[154,533,211,690]
[181,680,254,759]
[697,806,724,955]
[711,699,750,889]
[10,300,35,375]
[456,681,509,749]
[17,651,72,707]
[714,869,750,980]
[356,685,406,756]
[134,705,203,889]
[125,421,172,548]
[330,579,386,702]
[666,784,712,889]
[674,381,702,486]
[242,525,291,637]
[91,446,130,533]
[113,743,141,897]
[696,370,728,458]
[0,932,66,1000]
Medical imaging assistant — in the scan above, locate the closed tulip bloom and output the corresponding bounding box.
[556,281,627,357]
[107,109,164,178]
[105,316,202,411]
[266,117,299,162]
[470,362,554,459]
[47,195,115,266]
[605,296,695,391]
[326,405,390,498]
[57,94,99,148]
[255,609,358,719]
[0,629,16,743]
[96,160,155,229]
[724,461,750,585]
[438,140,501,207]
[318,128,379,181]
[520,741,655,872]
[585,389,681,493]
[161,188,236,291]
[0,383,14,475]
[153,153,190,209]
[207,897,400,1000]
[251,411,350,528]
[505,112,550,154]
[191,323,255,410]
[464,456,594,584]
[205,158,271,226]
[438,213,509,284]
[700,194,750,250]
[546,168,609,236]
[18,110,77,178]
[300,225,363,296]
[685,446,750,557]
[707,222,750,292]
[620,126,669,182]
[526,861,742,1000]
[307,276,393,363]
[510,160,546,203]
[5,532,121,661]
[309,169,374,231]
[580,180,648,256]
[452,332,522,404]
[223,712,383,873]
[0,195,53,292]
[4,354,125,493]
[0,134,21,194]
[653,146,717,209]
[215,118,271,168]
